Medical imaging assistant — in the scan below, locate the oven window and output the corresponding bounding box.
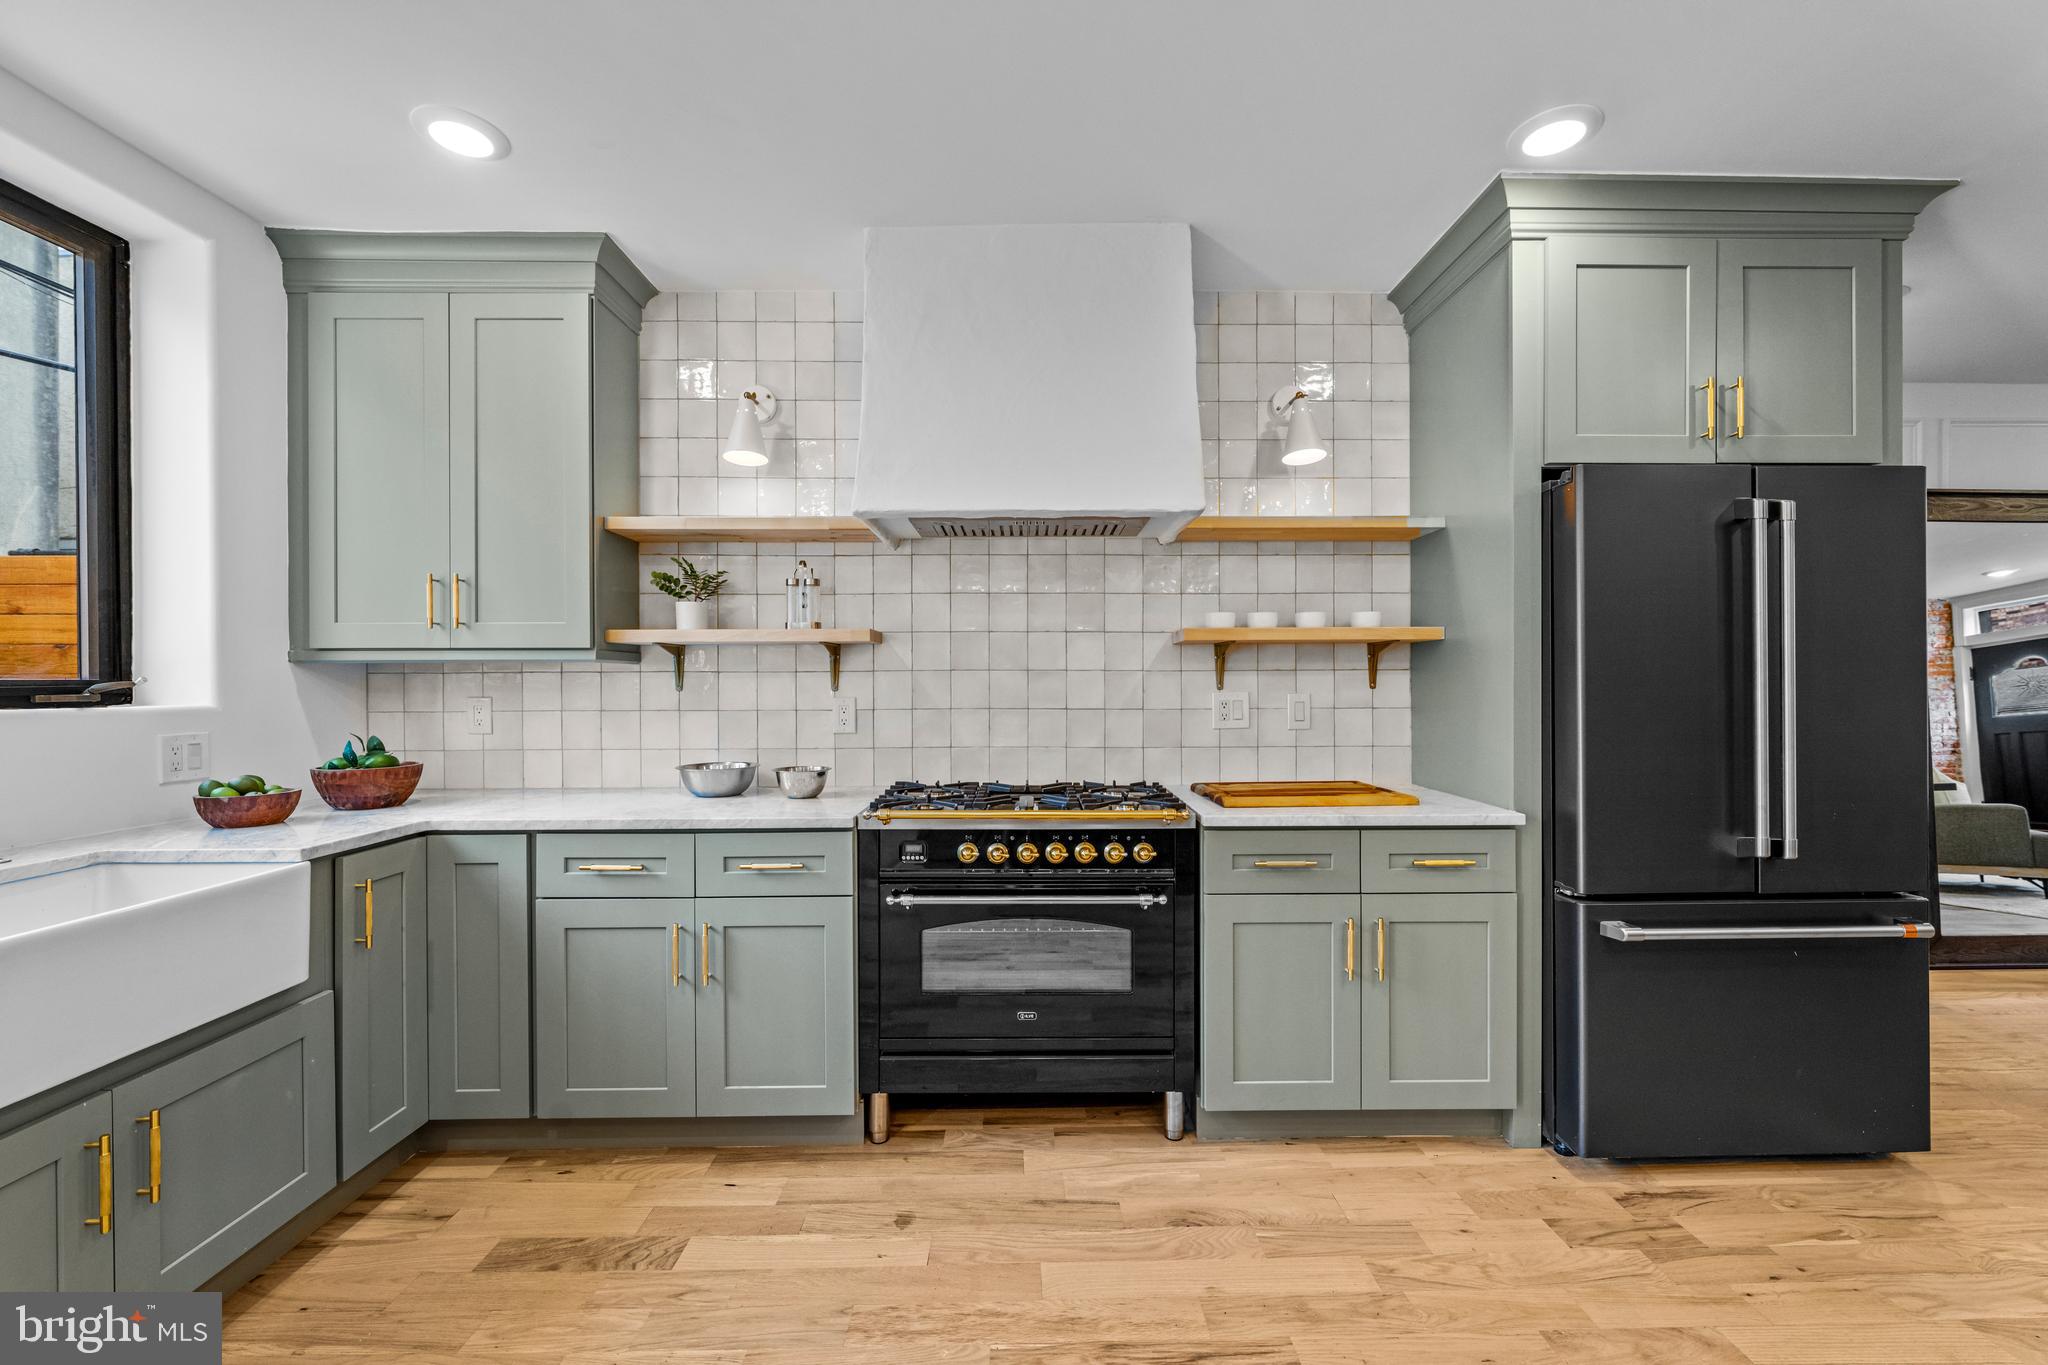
[921,919,1133,993]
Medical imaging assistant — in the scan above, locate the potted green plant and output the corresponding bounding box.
[651,556,728,630]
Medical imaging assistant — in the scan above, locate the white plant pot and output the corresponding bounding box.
[674,600,713,630]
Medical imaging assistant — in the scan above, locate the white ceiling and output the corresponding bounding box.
[4,0,2047,380]
[1928,522,2048,601]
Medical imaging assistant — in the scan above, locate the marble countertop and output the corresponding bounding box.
[1170,784,1525,829]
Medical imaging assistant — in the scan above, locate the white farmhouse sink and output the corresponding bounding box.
[0,861,311,1108]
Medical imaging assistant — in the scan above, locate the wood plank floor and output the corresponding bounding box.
[226,971,2048,1363]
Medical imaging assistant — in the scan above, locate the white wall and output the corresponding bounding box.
[1904,383,2048,488]
[0,66,362,849]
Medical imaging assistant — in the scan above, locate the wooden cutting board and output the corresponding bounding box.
[1191,781,1420,808]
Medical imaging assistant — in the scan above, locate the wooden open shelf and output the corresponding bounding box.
[604,627,883,691]
[1174,626,1445,689]
[603,515,1442,545]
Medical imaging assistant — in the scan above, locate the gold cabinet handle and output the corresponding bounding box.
[453,575,463,629]
[354,879,374,950]
[577,863,648,873]
[1375,917,1387,982]
[1699,375,1716,441]
[672,923,682,988]
[134,1109,161,1203]
[1733,374,1745,440]
[735,862,805,872]
[701,921,711,986]
[1251,859,1321,869]
[426,573,437,629]
[1344,917,1356,982]
[1411,858,1480,869]
[84,1134,112,1233]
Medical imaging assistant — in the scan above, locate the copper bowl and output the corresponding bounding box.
[193,788,301,829]
[309,761,423,811]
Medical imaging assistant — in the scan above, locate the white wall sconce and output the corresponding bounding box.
[1271,387,1328,467]
[723,387,778,467]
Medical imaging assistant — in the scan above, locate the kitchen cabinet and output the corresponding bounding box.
[428,835,531,1121]
[1200,893,1362,1111]
[274,231,654,662]
[336,840,429,1177]
[695,898,855,1117]
[1715,238,1884,463]
[0,1094,115,1291]
[1359,894,1516,1108]
[534,899,696,1118]
[111,995,335,1293]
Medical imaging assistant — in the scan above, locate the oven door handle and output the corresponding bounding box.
[884,891,1171,909]
[1599,919,1935,943]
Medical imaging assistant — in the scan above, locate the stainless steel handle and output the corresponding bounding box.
[1600,919,1935,943]
[884,891,1170,909]
[1774,499,1799,860]
[1735,498,1772,859]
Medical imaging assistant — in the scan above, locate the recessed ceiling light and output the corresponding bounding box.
[408,105,511,161]
[1984,568,2020,579]
[1509,104,1604,158]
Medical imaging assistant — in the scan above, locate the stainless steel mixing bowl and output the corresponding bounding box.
[678,760,755,797]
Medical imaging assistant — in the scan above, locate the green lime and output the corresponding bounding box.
[263,785,285,794]
[362,753,401,768]
[230,774,266,795]
[205,784,238,799]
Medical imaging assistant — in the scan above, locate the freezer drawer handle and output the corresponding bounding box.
[1599,919,1935,943]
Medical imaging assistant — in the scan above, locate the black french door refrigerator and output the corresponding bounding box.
[1543,463,1935,1159]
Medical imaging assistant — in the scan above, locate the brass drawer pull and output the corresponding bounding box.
[1375,917,1387,982]
[1344,917,1356,982]
[701,921,712,986]
[1410,858,1479,868]
[426,573,437,629]
[577,863,648,873]
[1699,375,1715,441]
[672,923,682,988]
[1251,859,1321,869]
[734,862,806,871]
[84,1134,112,1233]
[1733,374,1746,440]
[354,879,374,950]
[134,1109,161,1203]
[453,574,463,629]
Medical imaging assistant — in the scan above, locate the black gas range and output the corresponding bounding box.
[856,782,1198,1142]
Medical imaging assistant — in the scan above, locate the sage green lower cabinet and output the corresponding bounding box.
[336,840,429,1178]
[111,995,336,1293]
[428,835,531,1120]
[1361,894,1517,1109]
[0,1094,115,1291]
[1200,894,1362,1111]
[534,899,695,1118]
[695,897,854,1117]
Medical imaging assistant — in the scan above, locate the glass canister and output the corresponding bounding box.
[786,559,820,629]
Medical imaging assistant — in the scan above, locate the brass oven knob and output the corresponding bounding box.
[1044,841,1069,864]
[956,841,979,865]
[1073,841,1098,864]
[986,842,1011,865]
[1104,841,1128,865]
[1016,841,1040,865]
[1133,841,1158,865]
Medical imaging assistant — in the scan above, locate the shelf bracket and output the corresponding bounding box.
[1366,641,1391,689]
[660,644,687,692]
[1212,642,1234,690]
[823,643,843,692]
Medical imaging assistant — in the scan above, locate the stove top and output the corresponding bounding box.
[861,780,1190,826]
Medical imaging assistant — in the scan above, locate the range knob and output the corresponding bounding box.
[1104,841,1128,865]
[1016,841,1040,865]
[1073,841,1098,865]
[956,841,979,865]
[985,842,1011,865]
[1133,841,1158,865]
[1044,841,1069,865]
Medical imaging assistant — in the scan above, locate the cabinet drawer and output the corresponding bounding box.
[535,834,694,898]
[1202,831,1361,894]
[696,833,853,897]
[1359,830,1515,893]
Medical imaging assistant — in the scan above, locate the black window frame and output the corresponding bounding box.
[0,175,130,707]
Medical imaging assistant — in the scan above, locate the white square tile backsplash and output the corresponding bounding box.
[380,289,1413,792]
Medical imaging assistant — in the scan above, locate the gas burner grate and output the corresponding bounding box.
[864,779,1188,822]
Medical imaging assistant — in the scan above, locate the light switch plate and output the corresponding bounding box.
[833,696,858,734]
[1212,691,1249,729]
[465,697,493,734]
[1287,693,1311,730]
[159,732,210,784]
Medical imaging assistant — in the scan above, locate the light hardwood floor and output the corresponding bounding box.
[226,971,2048,1363]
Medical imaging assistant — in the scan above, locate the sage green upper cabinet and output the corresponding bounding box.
[273,231,655,662]
[1715,238,1884,463]
[1544,237,1717,464]
[336,840,429,1179]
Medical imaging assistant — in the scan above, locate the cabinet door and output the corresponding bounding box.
[0,1095,115,1291]
[112,995,336,1292]
[696,898,854,1117]
[1715,239,1884,464]
[336,840,429,1178]
[450,293,593,649]
[1360,894,1515,1109]
[428,835,531,1120]
[1544,236,1718,463]
[1200,894,1361,1111]
[534,900,694,1118]
[304,292,450,650]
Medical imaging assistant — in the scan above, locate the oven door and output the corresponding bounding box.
[878,883,1176,1041]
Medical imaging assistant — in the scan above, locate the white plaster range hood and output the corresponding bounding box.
[854,223,1204,544]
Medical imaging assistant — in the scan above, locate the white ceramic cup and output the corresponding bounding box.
[1350,610,1384,628]
[1246,611,1281,628]
[1294,611,1329,628]
[1203,611,1237,628]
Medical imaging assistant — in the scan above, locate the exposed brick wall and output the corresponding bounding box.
[1983,596,2048,633]
[1929,598,1961,779]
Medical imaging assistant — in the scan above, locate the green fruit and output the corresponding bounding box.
[362,752,400,768]
[196,780,214,796]
[263,785,285,794]
[205,784,238,799]
[230,774,266,795]
[364,735,387,755]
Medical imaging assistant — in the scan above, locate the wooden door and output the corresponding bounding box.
[1199,894,1361,1111]
[336,840,429,1177]
[428,835,532,1120]
[1360,894,1516,1108]
[695,898,855,1117]
[534,900,695,1118]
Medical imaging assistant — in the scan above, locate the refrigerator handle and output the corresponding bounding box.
[1773,500,1800,860]
[1735,499,1773,859]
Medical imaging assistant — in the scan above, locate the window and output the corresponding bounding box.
[0,176,128,706]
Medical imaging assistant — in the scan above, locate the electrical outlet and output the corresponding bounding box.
[159,732,210,784]
[465,697,493,735]
[833,696,858,734]
[1287,693,1312,731]
[1212,691,1250,729]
